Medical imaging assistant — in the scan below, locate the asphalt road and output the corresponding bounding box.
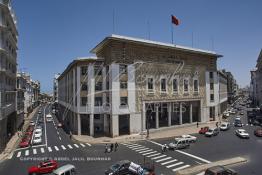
[0,101,261,175]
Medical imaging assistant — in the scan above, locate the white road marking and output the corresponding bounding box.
[132,147,147,151]
[80,143,85,147]
[139,149,153,153]
[44,106,48,147]
[142,151,157,155]
[146,153,161,158]
[61,145,66,150]
[41,148,45,153]
[48,147,52,152]
[147,140,211,164]
[172,165,190,172]
[152,155,166,160]
[68,145,73,149]
[59,137,61,140]
[85,143,91,146]
[54,146,59,151]
[161,159,177,165]
[155,157,172,163]
[166,162,184,168]
[127,145,143,149]
[74,144,79,148]
[25,150,29,156]
[16,151,21,158]
[33,149,37,154]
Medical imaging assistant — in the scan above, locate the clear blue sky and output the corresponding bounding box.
[13,0,262,93]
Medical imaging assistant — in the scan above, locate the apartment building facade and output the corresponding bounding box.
[0,0,18,151]
[53,73,60,102]
[58,35,223,137]
[218,71,228,115]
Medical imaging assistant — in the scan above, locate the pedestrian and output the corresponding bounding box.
[110,143,114,153]
[114,142,118,152]
[197,122,199,128]
[69,131,72,140]
[161,144,165,153]
[216,122,218,128]
[105,144,108,153]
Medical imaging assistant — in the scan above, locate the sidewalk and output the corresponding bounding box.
[73,121,218,144]
[0,106,39,163]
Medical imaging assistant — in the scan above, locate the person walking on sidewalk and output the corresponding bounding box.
[69,131,72,140]
[114,142,118,152]
[110,143,114,153]
[216,122,219,128]
[197,122,199,128]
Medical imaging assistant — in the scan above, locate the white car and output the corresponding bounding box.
[175,134,197,142]
[33,136,42,144]
[30,121,35,126]
[223,112,229,117]
[220,122,230,131]
[235,129,249,139]
[34,129,42,137]
[46,114,53,122]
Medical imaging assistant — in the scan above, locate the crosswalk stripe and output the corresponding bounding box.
[41,148,45,153]
[155,157,172,163]
[85,143,91,146]
[161,159,177,165]
[16,151,21,158]
[172,165,190,172]
[151,155,166,160]
[48,147,52,152]
[166,162,184,168]
[132,147,147,151]
[147,153,161,158]
[127,145,143,149]
[142,151,157,155]
[80,143,85,147]
[61,145,66,150]
[54,146,59,151]
[74,144,79,148]
[139,149,153,153]
[25,150,29,156]
[68,145,73,149]
[33,149,37,154]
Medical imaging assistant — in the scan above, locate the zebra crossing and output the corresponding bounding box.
[16,143,91,158]
[121,142,191,173]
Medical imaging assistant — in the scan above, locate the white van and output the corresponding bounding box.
[46,114,53,122]
[52,164,76,175]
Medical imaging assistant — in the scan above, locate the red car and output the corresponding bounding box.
[199,126,209,134]
[28,160,58,175]
[254,128,262,137]
[19,138,30,148]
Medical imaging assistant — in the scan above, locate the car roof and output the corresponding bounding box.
[53,164,75,174]
[237,129,245,132]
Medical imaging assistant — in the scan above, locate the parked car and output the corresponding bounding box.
[205,128,219,137]
[46,114,53,122]
[220,122,230,131]
[19,138,30,148]
[53,164,76,175]
[223,112,229,118]
[254,128,262,137]
[57,123,62,128]
[234,119,243,127]
[105,160,131,175]
[240,111,244,115]
[38,111,42,114]
[235,129,249,139]
[34,129,42,137]
[28,160,58,175]
[33,136,42,145]
[30,121,35,126]
[199,127,209,134]
[204,165,238,175]
[168,138,190,150]
[176,134,197,143]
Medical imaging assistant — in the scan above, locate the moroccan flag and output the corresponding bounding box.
[171,15,179,25]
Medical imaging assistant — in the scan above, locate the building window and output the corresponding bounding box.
[160,78,166,92]
[210,94,214,102]
[120,97,128,106]
[95,82,103,91]
[95,97,103,106]
[193,79,199,93]
[81,84,87,91]
[210,83,214,90]
[173,78,178,93]
[147,78,154,93]
[119,64,127,74]
[184,79,189,93]
[120,81,127,89]
[81,66,87,75]
[209,72,213,79]
[81,97,88,106]
[94,65,102,76]
[106,81,109,90]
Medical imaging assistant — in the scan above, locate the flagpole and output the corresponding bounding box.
[171,21,174,44]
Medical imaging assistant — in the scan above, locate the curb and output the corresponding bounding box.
[176,157,247,175]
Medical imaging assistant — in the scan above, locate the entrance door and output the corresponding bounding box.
[119,115,130,135]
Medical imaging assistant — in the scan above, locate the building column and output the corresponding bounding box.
[111,114,119,137]
[190,103,193,123]
[142,102,146,131]
[77,114,81,135]
[156,104,159,129]
[103,114,109,136]
[168,103,172,126]
[89,114,94,137]
[179,102,183,125]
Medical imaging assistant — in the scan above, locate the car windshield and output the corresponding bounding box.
[111,164,120,171]
[208,129,213,132]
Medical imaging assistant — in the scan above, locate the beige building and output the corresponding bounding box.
[58,35,224,137]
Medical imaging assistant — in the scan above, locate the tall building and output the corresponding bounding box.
[57,34,223,137]
[250,68,258,105]
[0,0,18,151]
[16,72,26,131]
[32,80,40,107]
[53,73,60,102]
[218,70,228,115]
